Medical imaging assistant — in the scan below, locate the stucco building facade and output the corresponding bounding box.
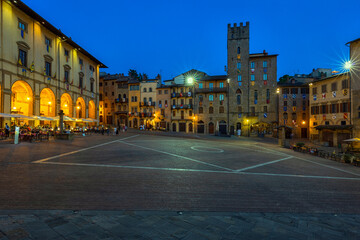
[0,0,104,127]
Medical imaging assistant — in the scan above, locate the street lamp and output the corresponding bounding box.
[227,78,230,135]
[246,119,250,137]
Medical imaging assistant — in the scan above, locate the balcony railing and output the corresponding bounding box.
[171,104,193,109]
[171,92,193,98]
[195,87,228,93]
[139,102,156,107]
[115,98,128,103]
[171,117,194,121]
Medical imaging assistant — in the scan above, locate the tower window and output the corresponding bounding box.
[251,62,255,68]
[237,47,240,54]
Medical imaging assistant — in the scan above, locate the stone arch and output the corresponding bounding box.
[61,93,73,117]
[40,88,56,117]
[76,97,86,118]
[88,100,96,119]
[11,80,34,116]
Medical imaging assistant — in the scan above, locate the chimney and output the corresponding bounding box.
[263,50,267,55]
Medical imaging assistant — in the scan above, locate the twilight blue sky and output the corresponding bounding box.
[24,0,360,81]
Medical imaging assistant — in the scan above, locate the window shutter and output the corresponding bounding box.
[340,103,343,112]
[336,103,339,113]
[348,102,351,113]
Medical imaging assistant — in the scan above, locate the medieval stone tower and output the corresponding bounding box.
[227,22,278,134]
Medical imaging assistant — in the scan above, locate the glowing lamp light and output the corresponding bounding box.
[193,116,196,120]
[246,119,249,123]
[26,97,30,101]
[309,83,313,86]
[344,61,352,70]
[13,107,16,110]
[48,101,52,105]
[227,78,230,83]
[302,121,306,125]
[77,106,81,109]
[187,77,194,84]
[276,88,280,94]
[64,104,68,107]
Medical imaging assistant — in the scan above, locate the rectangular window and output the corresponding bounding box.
[263,74,267,80]
[263,61,267,68]
[189,110,192,116]
[45,61,51,76]
[199,95,203,102]
[209,83,213,89]
[254,90,258,101]
[18,20,27,31]
[79,76,83,88]
[251,62,255,68]
[301,88,308,94]
[45,37,51,52]
[220,82,224,88]
[199,83,203,89]
[238,75,242,82]
[237,62,241,70]
[219,94,224,101]
[165,90,168,94]
[321,84,327,93]
[18,49,27,67]
[293,101,296,107]
[282,88,289,94]
[64,49,69,57]
[331,103,337,113]
[342,79,349,89]
[291,88,298,94]
[158,90,162,94]
[90,81,94,92]
[266,89,270,100]
[64,70,69,82]
[209,95,214,101]
[264,106,267,113]
[79,58,83,65]
[173,111,176,117]
[331,82,337,91]
[251,75,255,81]
[112,92,114,96]
[312,87,317,95]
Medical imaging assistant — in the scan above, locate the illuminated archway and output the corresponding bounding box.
[11,80,33,116]
[76,97,86,119]
[88,100,95,119]
[60,93,73,117]
[40,88,56,117]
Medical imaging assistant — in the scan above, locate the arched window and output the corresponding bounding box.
[283,112,288,120]
[99,115,103,122]
[292,113,297,120]
[149,88,152,92]
[237,95,241,105]
[219,106,224,113]
[209,107,214,114]
[199,107,203,114]
[143,88,147,92]
[123,94,126,98]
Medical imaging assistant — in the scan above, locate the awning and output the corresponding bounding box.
[54,116,76,121]
[32,116,57,121]
[315,125,353,130]
[81,119,92,122]
[0,113,13,118]
[343,138,360,142]
[11,114,35,119]
[85,118,99,122]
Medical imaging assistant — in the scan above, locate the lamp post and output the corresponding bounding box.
[227,78,230,135]
[344,61,353,126]
[246,119,250,137]
[187,76,196,134]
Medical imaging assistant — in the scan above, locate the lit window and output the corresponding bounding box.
[209,83,213,89]
[251,62,255,68]
[263,61,267,68]
[238,75,242,82]
[219,94,224,101]
[237,62,241,70]
[209,95,214,101]
[199,83,203,89]
[263,74,267,80]
[219,82,224,88]
[251,75,255,81]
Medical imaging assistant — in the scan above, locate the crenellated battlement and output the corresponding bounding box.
[228,22,249,39]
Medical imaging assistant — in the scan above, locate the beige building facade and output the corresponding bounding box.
[155,85,171,130]
[309,73,351,147]
[0,0,104,127]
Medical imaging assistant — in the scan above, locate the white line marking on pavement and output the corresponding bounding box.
[190,146,224,153]
[250,143,360,178]
[236,156,293,172]
[37,161,232,174]
[239,171,360,181]
[38,161,360,181]
[33,135,140,163]
[118,141,234,172]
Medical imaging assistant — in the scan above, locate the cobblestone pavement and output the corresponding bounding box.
[0,210,359,240]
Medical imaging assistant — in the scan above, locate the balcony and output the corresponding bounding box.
[171,92,193,98]
[139,112,155,118]
[139,102,156,107]
[115,111,128,115]
[172,117,194,121]
[171,104,193,109]
[115,98,128,103]
[195,87,228,93]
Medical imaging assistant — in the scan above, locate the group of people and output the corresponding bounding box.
[98,125,128,136]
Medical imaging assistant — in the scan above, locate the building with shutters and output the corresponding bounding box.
[347,38,360,138]
[155,85,171,131]
[309,73,351,147]
[277,69,332,139]
[139,78,161,129]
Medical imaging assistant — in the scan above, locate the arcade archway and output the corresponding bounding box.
[76,97,86,119]
[88,100,96,119]
[60,93,73,117]
[40,88,56,117]
[11,80,33,116]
